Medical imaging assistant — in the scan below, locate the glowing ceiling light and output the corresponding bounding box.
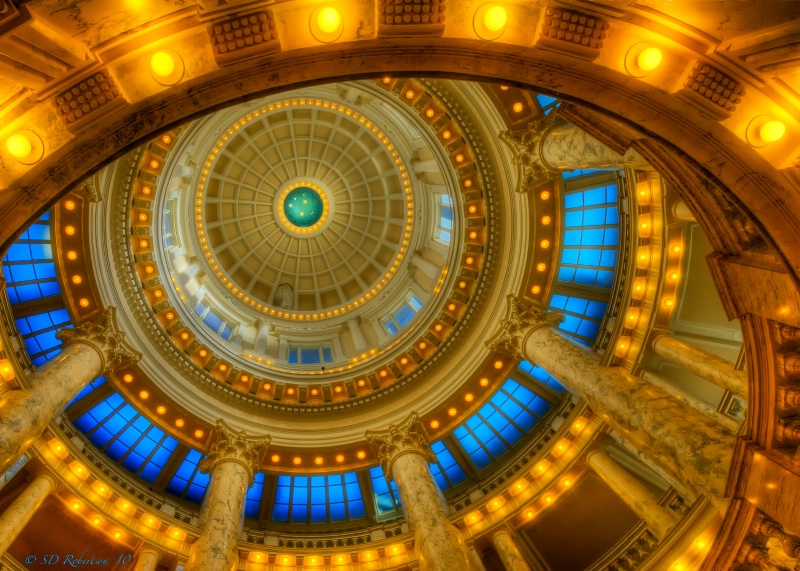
[637,47,662,71]
[150,51,175,77]
[484,5,507,32]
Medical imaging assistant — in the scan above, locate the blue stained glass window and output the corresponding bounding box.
[429,441,467,491]
[453,379,551,469]
[549,294,607,345]
[73,392,178,484]
[245,472,265,518]
[167,450,209,503]
[517,361,565,392]
[2,214,61,305]
[15,309,72,366]
[69,376,108,407]
[536,94,560,115]
[271,472,365,523]
[370,466,401,515]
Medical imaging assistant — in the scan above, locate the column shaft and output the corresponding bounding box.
[0,343,101,473]
[651,334,747,398]
[672,200,696,222]
[587,449,679,541]
[0,472,56,556]
[391,452,475,571]
[492,530,532,571]
[185,461,248,571]
[540,123,650,171]
[523,326,734,501]
[133,547,160,571]
[347,319,368,353]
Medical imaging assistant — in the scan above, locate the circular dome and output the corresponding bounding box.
[198,99,414,316]
[281,185,325,228]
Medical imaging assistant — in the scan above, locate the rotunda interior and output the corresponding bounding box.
[0,1,799,571]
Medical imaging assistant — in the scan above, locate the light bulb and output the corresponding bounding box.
[6,133,32,158]
[484,5,507,32]
[760,120,786,143]
[317,7,341,34]
[637,47,662,71]
[150,51,175,77]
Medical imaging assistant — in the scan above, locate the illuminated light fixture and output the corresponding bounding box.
[512,102,523,113]
[139,391,149,399]
[669,272,679,280]
[747,115,787,147]
[672,245,682,253]
[448,303,457,311]
[286,388,295,395]
[271,454,280,463]
[468,205,477,213]
[465,393,474,402]
[563,479,571,486]
[114,531,122,539]
[336,454,345,462]
[494,360,503,369]
[180,332,189,340]
[65,226,76,236]
[5,130,44,164]
[464,179,473,188]
[72,501,80,510]
[455,154,465,163]
[434,324,443,332]
[149,160,159,169]
[537,263,546,272]
[400,357,408,365]
[500,85,509,91]
[199,349,207,357]
[356,450,366,459]
[541,216,551,225]
[293,457,302,465]
[625,44,663,77]
[123,374,133,382]
[357,379,366,386]
[664,299,674,307]
[194,430,204,438]
[166,312,175,320]
[419,342,427,350]
[540,239,550,248]
[79,298,90,307]
[426,108,435,118]
[442,130,452,140]
[382,76,392,84]
[162,135,171,144]
[219,364,227,372]
[545,495,553,503]
[315,457,324,465]
[405,89,415,99]
[540,190,550,200]
[430,420,439,429]
[469,231,478,239]
[311,388,319,396]
[465,256,474,265]
[448,407,457,416]
[92,517,101,526]
[72,275,82,284]
[157,406,166,414]
[65,200,75,210]
[615,336,632,357]
[175,419,184,427]
[525,510,534,518]
[458,281,467,288]
[67,251,77,260]
[474,3,508,40]
[480,377,489,387]
[531,285,541,294]
[310,6,344,42]
[149,49,184,85]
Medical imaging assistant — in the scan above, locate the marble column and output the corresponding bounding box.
[488,297,734,503]
[184,421,269,571]
[500,117,650,193]
[253,320,269,354]
[411,252,440,280]
[672,200,696,222]
[0,308,139,474]
[586,448,679,541]
[0,470,57,556]
[347,318,368,353]
[133,545,160,571]
[366,413,476,571]
[492,529,532,571]
[650,333,747,398]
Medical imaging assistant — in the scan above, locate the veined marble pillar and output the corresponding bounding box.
[500,117,650,193]
[185,421,269,571]
[488,297,734,503]
[0,308,138,474]
[133,545,160,571]
[650,333,747,399]
[366,413,476,571]
[492,529,532,571]
[586,448,679,541]
[0,471,57,556]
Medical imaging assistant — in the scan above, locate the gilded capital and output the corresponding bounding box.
[486,295,564,360]
[365,412,436,477]
[56,307,140,375]
[499,112,562,193]
[199,420,270,485]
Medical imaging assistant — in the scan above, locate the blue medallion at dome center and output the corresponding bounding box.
[283,187,324,228]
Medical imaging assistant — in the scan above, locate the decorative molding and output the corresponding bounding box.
[198,420,270,485]
[499,112,561,194]
[209,11,280,63]
[53,70,122,126]
[56,307,140,374]
[680,62,744,119]
[485,295,564,361]
[365,412,436,476]
[377,0,446,37]
[538,7,609,60]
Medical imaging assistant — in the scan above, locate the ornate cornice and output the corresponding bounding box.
[56,307,140,375]
[485,295,564,361]
[365,412,436,477]
[198,420,270,485]
[499,112,562,193]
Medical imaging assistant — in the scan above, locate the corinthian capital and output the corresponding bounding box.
[486,295,564,360]
[365,412,435,476]
[499,112,562,193]
[199,420,270,485]
[56,307,140,374]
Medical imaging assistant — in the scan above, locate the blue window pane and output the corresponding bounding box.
[301,348,321,364]
[385,320,398,335]
[288,349,299,364]
[409,295,422,311]
[322,347,333,362]
[565,297,588,314]
[272,504,289,522]
[395,305,415,327]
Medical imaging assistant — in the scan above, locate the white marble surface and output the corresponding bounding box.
[392,453,475,571]
[133,546,160,571]
[492,530,531,571]
[0,472,56,556]
[652,334,747,398]
[524,326,734,503]
[541,123,650,171]
[587,449,679,541]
